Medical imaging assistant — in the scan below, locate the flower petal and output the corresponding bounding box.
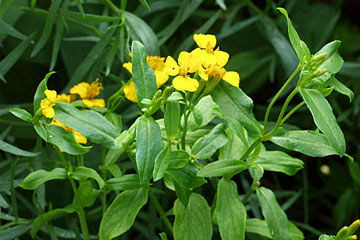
[223,71,240,87]
[214,50,229,67]
[44,90,57,102]
[124,81,138,102]
[155,70,169,87]
[72,129,87,144]
[193,34,216,50]
[123,62,133,74]
[70,82,90,99]
[40,99,55,118]
[178,51,201,73]
[83,99,105,108]
[173,75,199,92]
[164,56,180,76]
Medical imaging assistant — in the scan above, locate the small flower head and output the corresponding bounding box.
[40,90,57,118]
[124,81,138,103]
[199,65,240,87]
[70,79,105,107]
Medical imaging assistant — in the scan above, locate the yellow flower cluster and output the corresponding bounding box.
[122,34,240,101]
[40,79,105,145]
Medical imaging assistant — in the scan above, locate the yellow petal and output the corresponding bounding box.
[193,34,216,50]
[72,129,87,144]
[56,94,73,103]
[50,118,70,131]
[124,81,138,102]
[172,75,199,92]
[87,79,103,99]
[40,99,55,118]
[147,56,165,71]
[70,82,90,99]
[155,70,169,87]
[164,56,180,76]
[44,90,57,102]
[214,50,229,67]
[178,51,201,73]
[83,99,105,107]
[123,62,133,74]
[223,71,240,87]
[198,66,209,81]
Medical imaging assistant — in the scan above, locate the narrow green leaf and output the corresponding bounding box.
[315,40,343,74]
[187,95,220,131]
[0,32,36,82]
[74,0,85,17]
[197,160,248,177]
[31,0,61,57]
[159,232,168,240]
[164,100,180,139]
[167,165,206,189]
[256,187,291,240]
[33,71,56,112]
[136,116,162,183]
[105,174,141,191]
[211,81,262,137]
[173,181,191,206]
[0,225,31,240]
[328,77,354,102]
[73,181,99,210]
[63,28,116,91]
[0,19,27,41]
[9,108,32,123]
[256,150,304,176]
[299,87,345,156]
[216,0,227,9]
[219,128,247,160]
[153,143,171,181]
[34,123,91,155]
[71,166,105,189]
[278,8,305,63]
[139,0,151,12]
[31,205,75,239]
[99,187,148,240]
[0,0,15,18]
[0,139,39,157]
[131,41,157,106]
[218,16,259,40]
[174,193,212,240]
[125,12,159,55]
[54,102,120,149]
[105,28,121,76]
[20,168,67,190]
[105,111,122,131]
[271,130,338,157]
[192,123,228,159]
[216,178,246,240]
[169,150,190,169]
[50,19,64,71]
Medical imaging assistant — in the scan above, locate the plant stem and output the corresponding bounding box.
[242,180,258,204]
[240,137,263,162]
[181,92,190,150]
[101,0,121,14]
[280,101,305,125]
[263,65,301,134]
[149,189,173,234]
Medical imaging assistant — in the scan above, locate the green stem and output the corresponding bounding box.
[101,0,121,14]
[263,65,301,134]
[101,147,107,215]
[149,189,173,234]
[240,137,262,162]
[181,92,190,150]
[280,101,305,125]
[242,180,258,204]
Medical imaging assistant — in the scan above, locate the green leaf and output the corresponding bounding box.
[63,28,116,91]
[0,225,31,240]
[31,0,61,57]
[256,187,291,240]
[136,115,162,183]
[54,102,120,149]
[197,160,248,177]
[277,8,305,63]
[299,88,345,156]
[105,111,123,132]
[99,187,148,240]
[315,40,343,74]
[73,181,99,210]
[216,178,246,240]
[0,32,36,82]
[187,96,220,131]
[74,0,85,17]
[159,232,168,240]
[34,123,91,155]
[125,12,159,55]
[164,100,180,139]
[50,18,64,71]
[0,19,27,41]
[33,71,56,112]
[9,108,32,123]
[219,128,247,160]
[131,41,157,106]
[139,0,151,12]
[169,150,190,169]
[174,193,212,240]
[192,123,227,159]
[105,28,121,76]
[0,139,40,157]
[153,143,171,181]
[246,219,304,240]
[70,166,105,189]
[328,77,354,102]
[255,150,304,176]
[20,168,67,190]
[271,130,338,157]
[31,205,75,239]
[211,81,262,137]
[167,165,206,189]
[173,181,191,206]
[105,174,141,191]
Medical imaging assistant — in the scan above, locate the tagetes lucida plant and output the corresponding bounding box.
[9,8,357,240]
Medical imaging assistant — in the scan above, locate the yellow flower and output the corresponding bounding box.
[56,94,75,103]
[199,65,240,87]
[51,118,87,144]
[123,81,138,103]
[123,56,169,88]
[164,51,201,92]
[70,79,105,107]
[192,34,229,67]
[40,90,57,118]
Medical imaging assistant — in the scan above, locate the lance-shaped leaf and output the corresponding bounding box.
[131,41,157,107]
[174,193,212,240]
[271,130,338,157]
[299,88,345,156]
[255,150,304,176]
[20,168,67,190]
[167,165,206,189]
[278,8,305,64]
[197,160,248,178]
[33,71,56,112]
[136,115,162,183]
[211,81,262,137]
[105,174,141,191]
[216,178,246,240]
[70,166,105,189]
[9,108,32,123]
[257,187,291,240]
[73,181,99,210]
[164,100,180,139]
[192,123,228,159]
[0,19,27,41]
[315,41,343,74]
[99,187,148,240]
[169,150,190,169]
[54,102,120,149]
[328,77,354,102]
[187,95,220,131]
[0,139,40,157]
[153,143,171,181]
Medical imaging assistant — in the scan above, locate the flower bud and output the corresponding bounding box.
[336,226,349,239]
[343,235,357,240]
[154,89,162,99]
[348,219,360,235]
[312,69,328,77]
[312,53,327,62]
[162,86,174,99]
